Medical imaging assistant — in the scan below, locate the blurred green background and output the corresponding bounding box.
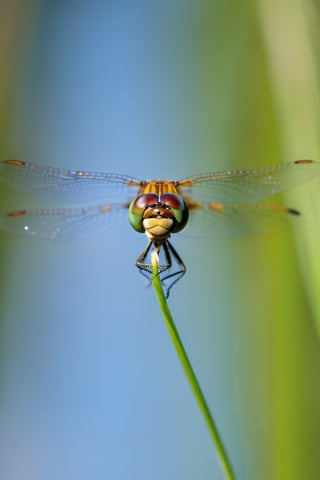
[1,1,320,479]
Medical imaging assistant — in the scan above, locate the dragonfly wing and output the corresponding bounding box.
[0,203,135,244]
[0,160,141,204]
[185,202,300,238]
[179,160,320,204]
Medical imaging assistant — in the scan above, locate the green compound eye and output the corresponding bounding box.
[159,194,189,233]
[128,194,158,232]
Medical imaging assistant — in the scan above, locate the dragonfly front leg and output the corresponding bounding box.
[161,241,186,298]
[136,240,185,297]
[136,241,170,274]
[135,240,154,275]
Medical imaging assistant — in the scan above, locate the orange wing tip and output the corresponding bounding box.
[99,205,112,213]
[269,205,300,215]
[209,202,224,212]
[5,160,26,166]
[294,159,314,165]
[7,209,27,217]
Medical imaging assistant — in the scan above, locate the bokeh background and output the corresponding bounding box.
[1,1,320,479]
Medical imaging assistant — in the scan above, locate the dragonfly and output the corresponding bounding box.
[0,159,319,297]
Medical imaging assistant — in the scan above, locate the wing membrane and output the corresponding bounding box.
[185,202,300,237]
[179,160,320,204]
[0,203,135,244]
[0,160,141,204]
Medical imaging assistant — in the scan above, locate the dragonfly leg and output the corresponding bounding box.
[136,240,185,297]
[136,241,170,275]
[160,241,186,298]
[135,241,169,289]
[136,240,153,274]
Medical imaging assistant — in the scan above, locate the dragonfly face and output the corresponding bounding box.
[129,193,189,239]
[0,159,319,297]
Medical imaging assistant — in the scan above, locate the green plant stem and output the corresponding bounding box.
[150,252,235,480]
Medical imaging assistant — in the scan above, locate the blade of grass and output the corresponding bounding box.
[258,0,320,331]
[151,251,235,480]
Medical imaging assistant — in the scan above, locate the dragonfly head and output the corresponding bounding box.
[128,193,189,241]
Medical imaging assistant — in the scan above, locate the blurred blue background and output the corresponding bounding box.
[1,1,320,479]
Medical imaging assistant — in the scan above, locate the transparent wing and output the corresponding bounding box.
[0,203,137,244]
[179,160,320,204]
[184,202,300,238]
[0,160,141,204]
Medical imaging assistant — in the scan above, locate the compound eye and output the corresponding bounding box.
[134,194,159,210]
[128,194,159,232]
[160,194,184,209]
[159,194,189,232]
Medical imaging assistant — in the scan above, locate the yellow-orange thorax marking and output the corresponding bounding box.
[127,179,203,213]
[127,180,181,196]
